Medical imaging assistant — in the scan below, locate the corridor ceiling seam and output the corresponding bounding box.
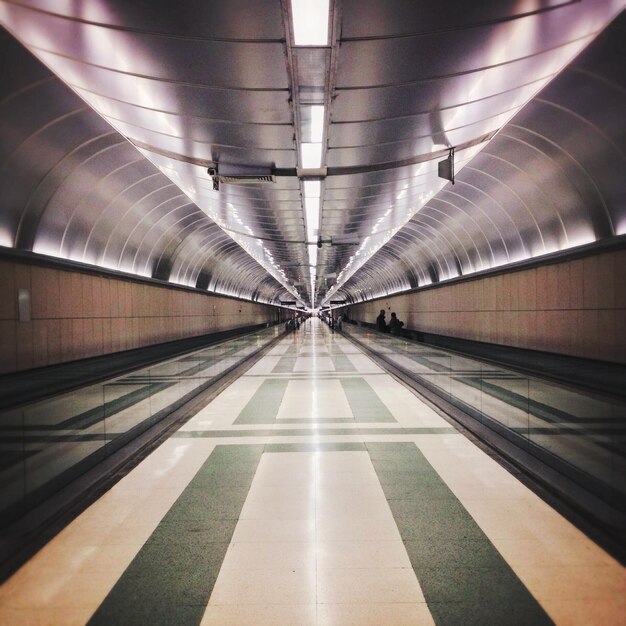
[0,1,624,309]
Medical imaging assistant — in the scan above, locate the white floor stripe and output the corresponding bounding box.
[276,379,353,420]
[204,451,433,625]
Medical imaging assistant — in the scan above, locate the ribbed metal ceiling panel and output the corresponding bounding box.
[0,28,290,303]
[333,10,626,302]
[1,1,624,308]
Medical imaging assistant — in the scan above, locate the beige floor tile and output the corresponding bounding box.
[0,565,120,610]
[317,567,424,604]
[316,516,401,542]
[267,343,293,356]
[244,355,283,374]
[209,568,316,605]
[316,541,411,569]
[462,499,571,541]
[294,356,335,372]
[316,482,385,501]
[540,597,626,626]
[494,536,619,569]
[277,379,352,419]
[240,497,316,520]
[345,354,383,373]
[520,564,626,601]
[231,519,316,543]
[0,607,95,626]
[222,541,315,570]
[314,451,373,470]
[201,603,317,626]
[316,494,392,519]
[317,471,380,487]
[39,517,160,549]
[316,603,435,626]
[20,541,140,575]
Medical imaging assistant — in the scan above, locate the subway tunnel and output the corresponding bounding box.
[0,1,625,624]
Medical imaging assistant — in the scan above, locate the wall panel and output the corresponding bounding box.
[344,248,625,364]
[0,258,278,374]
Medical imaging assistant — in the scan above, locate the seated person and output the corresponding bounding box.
[388,312,404,335]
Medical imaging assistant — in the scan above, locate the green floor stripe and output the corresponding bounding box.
[331,354,357,372]
[234,379,288,424]
[271,355,298,373]
[172,427,458,438]
[341,378,396,422]
[87,445,263,626]
[368,442,553,626]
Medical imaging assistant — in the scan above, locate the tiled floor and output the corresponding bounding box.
[0,318,624,625]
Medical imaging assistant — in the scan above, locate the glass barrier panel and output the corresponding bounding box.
[449,353,484,420]
[480,364,530,437]
[103,373,152,445]
[528,379,615,496]
[0,325,281,523]
[342,322,624,517]
[23,382,106,504]
[147,363,183,420]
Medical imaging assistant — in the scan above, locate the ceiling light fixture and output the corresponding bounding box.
[303,180,321,197]
[309,105,325,142]
[301,143,323,169]
[305,196,320,244]
[291,0,330,45]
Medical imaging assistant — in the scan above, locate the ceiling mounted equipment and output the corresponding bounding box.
[208,164,276,187]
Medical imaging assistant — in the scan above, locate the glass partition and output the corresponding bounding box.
[0,326,281,526]
[343,324,626,517]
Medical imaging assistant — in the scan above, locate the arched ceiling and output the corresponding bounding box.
[331,9,626,303]
[0,28,291,303]
[0,1,624,308]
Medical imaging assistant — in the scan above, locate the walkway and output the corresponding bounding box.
[0,319,623,625]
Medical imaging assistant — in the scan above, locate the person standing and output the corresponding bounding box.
[376,309,387,332]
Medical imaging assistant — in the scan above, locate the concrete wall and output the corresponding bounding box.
[344,247,626,364]
[0,259,278,374]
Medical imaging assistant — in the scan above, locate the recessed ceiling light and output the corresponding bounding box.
[291,0,329,45]
[309,105,324,142]
[301,143,323,168]
[304,180,321,198]
[305,196,320,243]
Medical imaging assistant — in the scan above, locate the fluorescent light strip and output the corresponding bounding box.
[310,105,324,142]
[301,105,325,143]
[291,0,329,45]
[301,142,323,168]
[305,196,320,243]
[304,180,321,198]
